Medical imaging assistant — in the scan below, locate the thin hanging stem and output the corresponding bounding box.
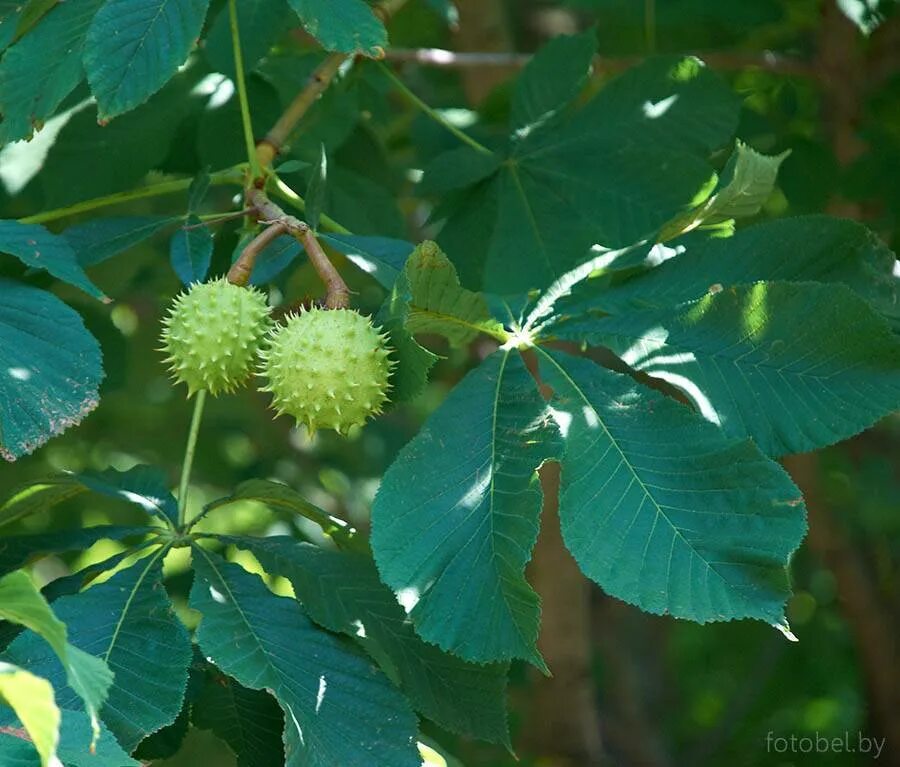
[377,62,494,156]
[177,390,208,527]
[229,0,261,180]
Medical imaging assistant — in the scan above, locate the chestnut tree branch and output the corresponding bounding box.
[233,188,350,308]
[255,0,411,170]
[384,47,820,78]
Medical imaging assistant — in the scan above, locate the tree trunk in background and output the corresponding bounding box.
[523,462,605,767]
[785,455,900,766]
[452,0,516,103]
[593,599,672,767]
[809,6,900,762]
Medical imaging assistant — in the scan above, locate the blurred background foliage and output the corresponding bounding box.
[1,0,899,765]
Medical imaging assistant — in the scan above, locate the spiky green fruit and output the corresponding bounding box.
[161,278,271,396]
[260,308,393,434]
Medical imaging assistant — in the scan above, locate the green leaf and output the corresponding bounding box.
[371,351,555,668]
[400,241,507,345]
[196,479,360,548]
[3,554,192,752]
[0,466,178,527]
[432,53,741,292]
[11,0,60,37]
[84,0,211,119]
[191,669,284,767]
[0,571,114,747]
[0,662,60,767]
[0,709,139,767]
[570,55,741,154]
[321,234,413,290]
[0,222,105,300]
[375,290,438,405]
[187,169,211,213]
[0,527,153,578]
[419,147,500,196]
[306,144,328,231]
[536,348,806,630]
[436,129,715,295]
[286,0,386,57]
[0,0,104,145]
[0,3,23,53]
[571,282,900,456]
[190,549,421,767]
[203,0,290,78]
[659,142,790,240]
[510,30,596,135]
[41,72,203,207]
[572,216,900,326]
[170,218,213,285]
[0,572,70,657]
[62,217,176,268]
[0,281,103,462]
[701,142,790,223]
[228,537,511,746]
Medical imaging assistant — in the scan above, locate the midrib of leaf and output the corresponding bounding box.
[102,546,167,663]
[536,348,742,592]
[103,0,171,105]
[191,546,309,697]
[506,162,554,280]
[408,304,507,342]
[485,350,538,654]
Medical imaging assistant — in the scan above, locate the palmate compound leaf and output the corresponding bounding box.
[429,39,739,293]
[0,281,103,462]
[286,0,387,57]
[561,282,900,457]
[535,348,807,631]
[84,0,211,120]
[371,350,558,669]
[0,571,113,753]
[2,552,192,753]
[189,548,421,767]
[216,536,511,746]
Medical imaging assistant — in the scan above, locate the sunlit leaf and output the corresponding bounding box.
[537,348,806,629]
[3,555,192,751]
[224,537,511,745]
[372,350,555,667]
[568,281,900,455]
[190,549,421,767]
